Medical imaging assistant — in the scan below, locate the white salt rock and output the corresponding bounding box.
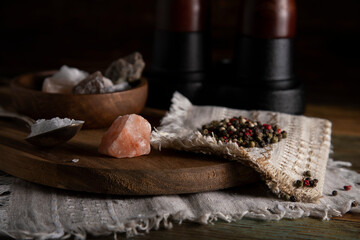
[27,117,84,138]
[105,81,131,93]
[103,77,113,88]
[42,65,89,94]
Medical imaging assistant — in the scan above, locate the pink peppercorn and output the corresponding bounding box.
[245,129,253,136]
[304,180,310,186]
[277,129,281,134]
[263,124,272,130]
[344,185,351,191]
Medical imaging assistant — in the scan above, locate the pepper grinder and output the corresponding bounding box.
[148,0,211,108]
[232,0,305,114]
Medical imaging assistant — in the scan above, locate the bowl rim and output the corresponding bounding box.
[10,70,148,97]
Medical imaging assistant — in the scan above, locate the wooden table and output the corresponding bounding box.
[0,87,359,239]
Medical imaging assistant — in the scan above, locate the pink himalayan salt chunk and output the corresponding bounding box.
[98,114,151,158]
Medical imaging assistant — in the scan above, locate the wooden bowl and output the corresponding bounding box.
[11,71,148,129]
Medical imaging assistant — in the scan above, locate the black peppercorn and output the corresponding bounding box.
[271,136,278,143]
[351,201,358,207]
[284,194,291,201]
[295,180,303,188]
[332,190,338,196]
[290,196,297,202]
[267,133,273,139]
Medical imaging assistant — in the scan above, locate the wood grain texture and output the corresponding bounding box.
[0,120,260,195]
[10,71,148,129]
[305,104,360,137]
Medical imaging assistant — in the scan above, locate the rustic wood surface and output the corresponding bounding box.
[0,109,259,196]
[10,71,148,129]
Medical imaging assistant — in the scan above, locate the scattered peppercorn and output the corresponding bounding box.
[284,194,291,201]
[304,180,310,187]
[304,170,312,177]
[351,201,358,207]
[309,180,317,187]
[344,185,352,191]
[332,190,338,196]
[290,196,297,202]
[199,116,287,148]
[295,180,303,188]
[294,174,318,190]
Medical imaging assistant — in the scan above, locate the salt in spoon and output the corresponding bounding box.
[0,108,84,147]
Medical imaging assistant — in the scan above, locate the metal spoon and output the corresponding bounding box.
[0,108,84,147]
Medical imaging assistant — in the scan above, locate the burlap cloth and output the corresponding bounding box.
[0,93,359,239]
[151,92,332,203]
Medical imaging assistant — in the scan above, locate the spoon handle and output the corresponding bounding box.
[0,107,35,129]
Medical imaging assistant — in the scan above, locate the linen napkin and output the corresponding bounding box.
[0,159,359,239]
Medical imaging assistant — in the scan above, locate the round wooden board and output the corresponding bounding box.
[0,120,260,195]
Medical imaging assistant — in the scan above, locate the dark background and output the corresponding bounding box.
[1,0,359,107]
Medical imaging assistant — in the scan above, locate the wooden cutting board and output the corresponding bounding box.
[0,119,260,195]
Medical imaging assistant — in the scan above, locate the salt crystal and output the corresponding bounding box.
[27,117,84,138]
[105,52,145,84]
[42,65,89,94]
[98,114,151,158]
[72,158,79,163]
[105,81,131,93]
[72,71,113,94]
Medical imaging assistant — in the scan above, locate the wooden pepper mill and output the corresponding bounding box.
[148,0,211,108]
[232,0,305,114]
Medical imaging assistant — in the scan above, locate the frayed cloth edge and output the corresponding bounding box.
[1,198,354,240]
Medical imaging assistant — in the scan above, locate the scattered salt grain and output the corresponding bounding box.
[72,158,79,163]
[27,117,84,138]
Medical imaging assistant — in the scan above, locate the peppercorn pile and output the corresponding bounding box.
[200,116,287,148]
